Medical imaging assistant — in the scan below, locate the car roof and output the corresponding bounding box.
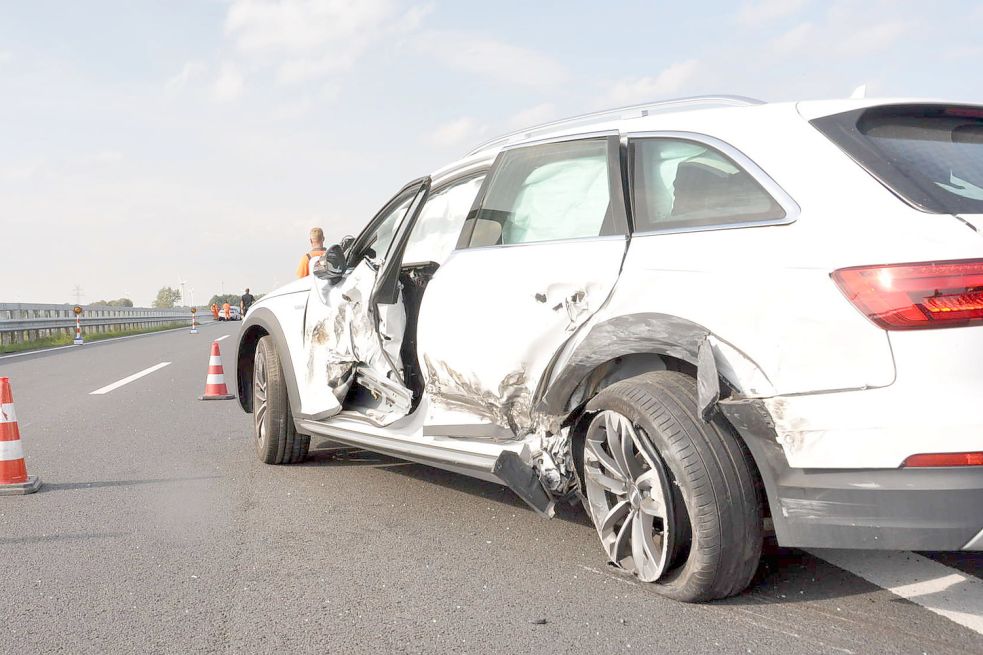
[429,95,982,185]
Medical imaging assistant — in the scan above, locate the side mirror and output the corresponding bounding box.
[339,235,355,254]
[312,244,347,282]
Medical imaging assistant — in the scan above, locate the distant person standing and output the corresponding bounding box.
[210,303,220,321]
[222,302,231,321]
[240,288,255,316]
[296,227,327,278]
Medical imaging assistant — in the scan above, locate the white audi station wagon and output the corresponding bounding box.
[233,96,983,602]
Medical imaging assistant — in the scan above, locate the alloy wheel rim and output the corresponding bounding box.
[583,410,674,582]
[254,353,268,444]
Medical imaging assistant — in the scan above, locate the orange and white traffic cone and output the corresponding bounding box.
[199,341,235,400]
[0,377,42,495]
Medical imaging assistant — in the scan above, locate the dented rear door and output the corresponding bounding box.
[415,135,629,436]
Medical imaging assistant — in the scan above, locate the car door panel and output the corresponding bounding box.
[299,182,426,421]
[417,237,627,435]
[415,136,629,437]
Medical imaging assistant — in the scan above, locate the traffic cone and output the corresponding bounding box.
[199,341,235,400]
[0,378,42,495]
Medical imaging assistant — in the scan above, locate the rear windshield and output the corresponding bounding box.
[811,105,983,214]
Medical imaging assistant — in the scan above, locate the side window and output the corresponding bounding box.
[631,138,785,232]
[466,139,612,248]
[402,175,485,265]
[349,194,413,267]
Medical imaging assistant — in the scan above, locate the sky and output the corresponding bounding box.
[2,0,983,305]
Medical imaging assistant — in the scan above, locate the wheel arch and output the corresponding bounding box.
[539,312,773,419]
[538,312,774,517]
[234,308,301,416]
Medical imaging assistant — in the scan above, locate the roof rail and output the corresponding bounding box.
[466,95,765,157]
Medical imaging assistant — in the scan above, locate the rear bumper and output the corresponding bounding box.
[721,400,983,551]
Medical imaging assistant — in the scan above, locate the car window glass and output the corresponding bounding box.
[859,110,983,212]
[468,139,611,247]
[350,195,412,266]
[632,138,784,232]
[402,175,484,265]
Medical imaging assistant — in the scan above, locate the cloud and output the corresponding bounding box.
[602,60,700,107]
[771,21,815,53]
[79,151,124,166]
[738,0,809,26]
[944,45,983,60]
[413,30,568,87]
[0,159,44,183]
[425,117,487,148]
[506,103,559,130]
[836,20,909,56]
[224,0,432,84]
[212,63,244,101]
[166,61,206,90]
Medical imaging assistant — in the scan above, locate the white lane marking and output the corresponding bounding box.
[89,362,171,395]
[0,440,25,461]
[810,549,983,636]
[0,322,221,361]
[214,335,230,342]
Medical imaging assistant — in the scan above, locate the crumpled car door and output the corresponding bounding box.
[299,180,428,421]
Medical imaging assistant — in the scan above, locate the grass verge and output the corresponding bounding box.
[0,321,191,355]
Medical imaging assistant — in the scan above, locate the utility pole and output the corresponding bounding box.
[72,285,83,305]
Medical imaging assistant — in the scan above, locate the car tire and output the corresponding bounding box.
[253,335,310,464]
[580,370,762,602]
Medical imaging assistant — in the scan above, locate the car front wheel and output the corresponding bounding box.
[253,335,310,464]
[580,370,762,602]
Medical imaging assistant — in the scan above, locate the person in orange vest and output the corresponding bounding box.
[222,302,231,320]
[210,303,220,321]
[296,226,327,278]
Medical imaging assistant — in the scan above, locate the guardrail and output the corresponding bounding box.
[0,303,204,347]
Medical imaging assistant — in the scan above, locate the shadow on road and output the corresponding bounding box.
[37,475,221,493]
[298,443,982,610]
[301,443,591,527]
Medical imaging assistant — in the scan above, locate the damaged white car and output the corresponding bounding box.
[233,96,983,602]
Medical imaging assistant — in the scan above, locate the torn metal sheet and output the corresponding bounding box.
[697,337,720,422]
[492,450,555,518]
[527,427,579,498]
[305,259,413,425]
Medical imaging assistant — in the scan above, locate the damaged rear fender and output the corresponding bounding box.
[537,312,775,422]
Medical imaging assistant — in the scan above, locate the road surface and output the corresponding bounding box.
[1,323,981,654]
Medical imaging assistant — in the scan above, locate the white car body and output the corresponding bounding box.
[235,96,983,557]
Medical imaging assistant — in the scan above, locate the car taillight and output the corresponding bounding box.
[831,259,983,330]
[902,452,983,467]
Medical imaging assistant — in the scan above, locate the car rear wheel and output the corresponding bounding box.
[253,335,310,464]
[581,370,762,602]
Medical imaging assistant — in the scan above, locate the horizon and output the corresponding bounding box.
[3,0,982,304]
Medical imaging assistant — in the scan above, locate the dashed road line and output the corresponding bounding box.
[90,362,171,395]
[214,335,231,342]
[810,549,983,636]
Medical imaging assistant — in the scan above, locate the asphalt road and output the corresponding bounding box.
[1,324,981,654]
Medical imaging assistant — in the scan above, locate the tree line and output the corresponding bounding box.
[148,287,264,309]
